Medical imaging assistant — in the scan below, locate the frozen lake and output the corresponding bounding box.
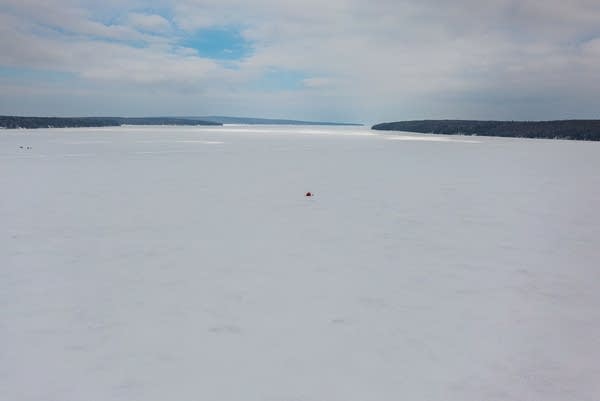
[2,125,600,401]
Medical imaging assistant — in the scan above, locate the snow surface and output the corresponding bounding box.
[2,125,600,401]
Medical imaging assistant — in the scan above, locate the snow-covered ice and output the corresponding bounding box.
[1,125,600,401]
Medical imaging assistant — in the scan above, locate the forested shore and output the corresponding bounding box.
[0,116,221,129]
[372,120,600,141]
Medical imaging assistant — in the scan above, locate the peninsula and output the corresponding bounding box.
[371,120,600,141]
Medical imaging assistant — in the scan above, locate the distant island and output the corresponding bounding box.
[0,116,221,129]
[371,120,600,141]
[188,116,362,126]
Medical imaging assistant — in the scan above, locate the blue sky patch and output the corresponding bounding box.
[181,27,252,60]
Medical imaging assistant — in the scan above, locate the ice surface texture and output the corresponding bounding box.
[2,125,600,401]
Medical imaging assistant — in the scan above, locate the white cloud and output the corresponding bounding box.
[302,78,335,89]
[127,13,171,33]
[2,0,600,121]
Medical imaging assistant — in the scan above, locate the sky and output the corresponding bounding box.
[1,0,600,123]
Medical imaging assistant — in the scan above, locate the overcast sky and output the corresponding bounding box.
[1,0,600,123]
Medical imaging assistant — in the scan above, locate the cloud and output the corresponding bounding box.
[127,13,171,33]
[302,78,335,89]
[0,0,147,42]
[1,0,600,121]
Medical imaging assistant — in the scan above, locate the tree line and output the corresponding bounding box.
[0,116,222,129]
[371,120,600,141]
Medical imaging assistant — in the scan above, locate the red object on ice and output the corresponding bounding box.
[305,192,313,197]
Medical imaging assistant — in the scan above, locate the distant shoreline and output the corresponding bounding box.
[0,115,362,129]
[0,116,221,129]
[188,116,362,126]
[371,120,600,141]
